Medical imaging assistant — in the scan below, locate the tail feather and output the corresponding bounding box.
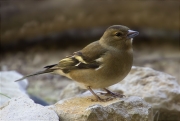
[15,69,53,82]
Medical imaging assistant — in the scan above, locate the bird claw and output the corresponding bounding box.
[100,92,125,98]
[111,93,125,98]
[90,97,113,102]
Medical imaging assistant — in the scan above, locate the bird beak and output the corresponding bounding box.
[127,30,139,38]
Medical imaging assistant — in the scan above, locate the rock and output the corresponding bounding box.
[52,94,152,121]
[59,66,180,120]
[0,71,29,106]
[0,96,59,121]
[109,66,180,121]
[59,82,86,99]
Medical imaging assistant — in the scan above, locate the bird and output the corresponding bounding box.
[15,25,139,101]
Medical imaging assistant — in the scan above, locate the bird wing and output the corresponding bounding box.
[15,41,106,82]
[49,41,107,73]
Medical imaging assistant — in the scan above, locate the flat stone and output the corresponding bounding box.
[52,94,152,121]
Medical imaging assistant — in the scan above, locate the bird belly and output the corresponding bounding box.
[69,62,132,89]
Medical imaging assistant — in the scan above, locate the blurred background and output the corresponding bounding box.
[0,0,179,104]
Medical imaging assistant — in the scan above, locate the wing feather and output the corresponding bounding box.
[48,41,107,73]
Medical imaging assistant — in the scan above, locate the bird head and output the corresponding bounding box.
[100,25,139,51]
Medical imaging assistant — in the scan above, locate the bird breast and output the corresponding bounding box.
[69,50,133,89]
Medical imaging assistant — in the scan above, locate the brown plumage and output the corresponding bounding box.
[15,25,139,101]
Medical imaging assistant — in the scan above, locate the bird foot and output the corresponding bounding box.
[100,92,125,98]
[90,97,113,102]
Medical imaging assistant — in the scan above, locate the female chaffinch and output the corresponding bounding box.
[16,25,139,101]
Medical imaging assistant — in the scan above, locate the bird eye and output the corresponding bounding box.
[115,32,122,37]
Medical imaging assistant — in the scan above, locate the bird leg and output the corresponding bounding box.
[87,86,112,102]
[100,88,125,98]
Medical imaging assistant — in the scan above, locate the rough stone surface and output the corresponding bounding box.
[59,82,86,100]
[109,66,180,121]
[0,96,59,121]
[59,66,180,120]
[53,94,152,121]
[0,71,29,106]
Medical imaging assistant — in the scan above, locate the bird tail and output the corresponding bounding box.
[15,69,53,82]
